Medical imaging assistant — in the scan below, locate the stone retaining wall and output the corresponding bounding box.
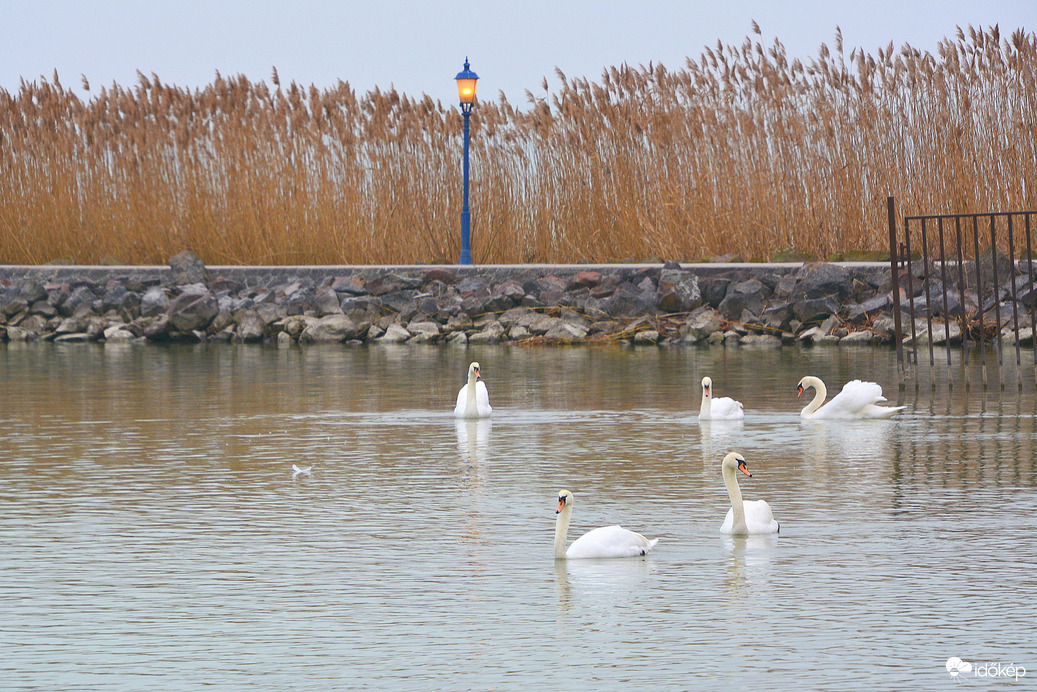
[0,252,1026,348]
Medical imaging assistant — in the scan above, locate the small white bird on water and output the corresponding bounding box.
[292,464,312,477]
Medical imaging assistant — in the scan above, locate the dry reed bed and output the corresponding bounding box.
[1,25,1035,265]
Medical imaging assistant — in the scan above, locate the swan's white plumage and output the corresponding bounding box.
[699,376,744,420]
[797,376,904,420]
[719,452,779,535]
[454,362,492,418]
[554,490,658,559]
[720,501,778,535]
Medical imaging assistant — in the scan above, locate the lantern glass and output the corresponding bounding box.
[456,77,477,102]
[455,59,479,104]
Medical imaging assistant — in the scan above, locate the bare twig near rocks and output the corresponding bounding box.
[0,253,1032,348]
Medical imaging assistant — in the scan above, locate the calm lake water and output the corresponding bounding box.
[1,342,1035,690]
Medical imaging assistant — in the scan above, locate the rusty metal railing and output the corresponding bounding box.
[887,196,1037,389]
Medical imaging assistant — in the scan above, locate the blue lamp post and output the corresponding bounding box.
[455,58,479,265]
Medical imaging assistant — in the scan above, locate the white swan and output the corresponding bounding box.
[454,361,492,418]
[796,375,904,420]
[699,376,744,420]
[720,452,779,535]
[554,489,659,559]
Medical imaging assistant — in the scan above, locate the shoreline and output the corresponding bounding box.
[0,254,1027,348]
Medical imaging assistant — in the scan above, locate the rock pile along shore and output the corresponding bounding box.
[0,251,1033,348]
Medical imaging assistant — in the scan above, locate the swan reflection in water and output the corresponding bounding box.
[722,533,779,598]
[455,418,492,561]
[455,418,492,470]
[799,418,895,466]
[554,556,656,613]
[698,419,745,465]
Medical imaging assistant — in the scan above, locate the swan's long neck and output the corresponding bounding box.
[700,386,710,417]
[465,371,478,412]
[554,506,572,558]
[802,377,827,417]
[722,464,747,534]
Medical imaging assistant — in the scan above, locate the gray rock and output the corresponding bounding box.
[908,321,962,345]
[567,270,603,290]
[527,312,562,335]
[633,329,660,345]
[602,284,656,318]
[796,326,824,343]
[237,310,268,342]
[840,330,875,345]
[209,310,234,333]
[963,246,1015,294]
[55,317,83,334]
[760,302,795,331]
[142,314,171,339]
[299,314,364,343]
[698,276,731,307]
[718,292,749,320]
[499,306,535,328]
[774,273,798,299]
[407,320,441,343]
[508,325,532,340]
[284,286,315,316]
[544,320,589,342]
[376,323,411,343]
[846,294,892,322]
[793,296,841,324]
[790,263,852,301]
[60,285,98,317]
[101,282,138,312]
[674,276,702,312]
[18,281,48,305]
[468,321,506,344]
[2,296,28,317]
[683,306,724,340]
[331,275,368,295]
[29,301,58,318]
[103,325,137,342]
[140,287,169,317]
[379,290,420,314]
[280,316,309,339]
[871,315,896,337]
[740,333,782,347]
[6,326,37,341]
[168,250,208,285]
[167,286,219,332]
[656,272,701,313]
[446,312,474,332]
[422,268,460,286]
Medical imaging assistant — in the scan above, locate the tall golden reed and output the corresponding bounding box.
[1,25,1034,265]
